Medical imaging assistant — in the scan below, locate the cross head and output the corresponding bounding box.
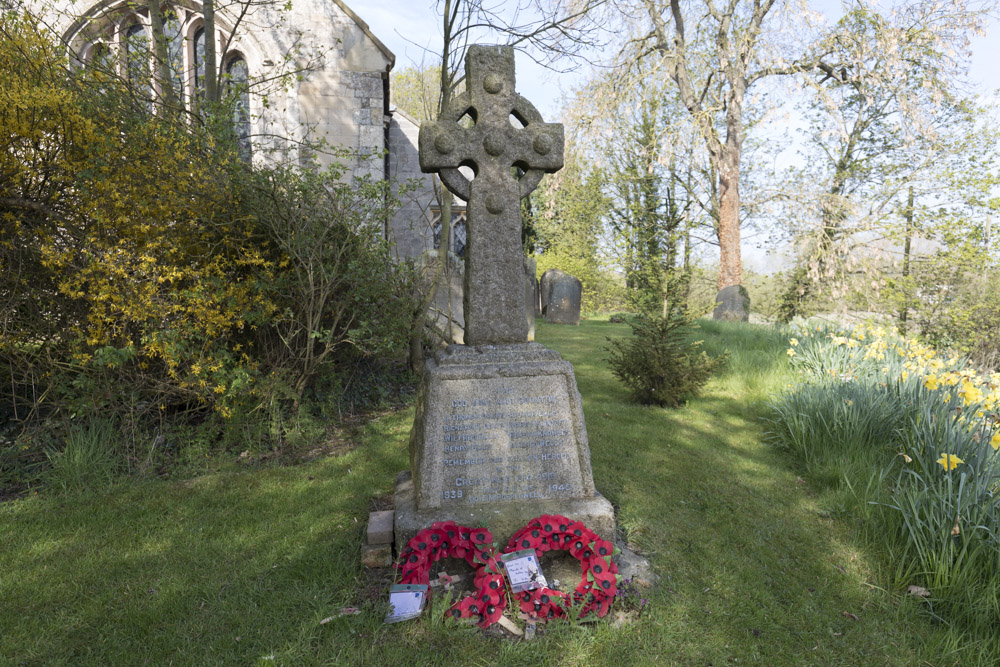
[419,45,564,345]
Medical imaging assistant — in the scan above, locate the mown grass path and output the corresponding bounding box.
[1,320,941,665]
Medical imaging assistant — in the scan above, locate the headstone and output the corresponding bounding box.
[396,45,615,545]
[712,285,750,322]
[524,257,537,341]
[540,269,554,315]
[543,270,582,325]
[527,258,541,317]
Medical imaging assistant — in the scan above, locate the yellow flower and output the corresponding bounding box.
[936,453,964,471]
[992,432,1000,452]
[787,348,796,357]
[959,380,983,404]
[789,338,799,347]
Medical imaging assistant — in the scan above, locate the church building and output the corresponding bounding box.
[31,0,451,263]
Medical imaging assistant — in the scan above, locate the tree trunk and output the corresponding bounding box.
[899,185,913,334]
[203,0,219,103]
[146,1,175,111]
[716,151,742,290]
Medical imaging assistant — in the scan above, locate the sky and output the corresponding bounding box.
[355,1,1000,272]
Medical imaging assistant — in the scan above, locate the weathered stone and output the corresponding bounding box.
[395,471,616,548]
[361,543,392,569]
[539,269,554,315]
[419,46,564,345]
[541,269,582,325]
[403,44,615,548]
[367,510,394,545]
[525,256,540,317]
[524,257,537,341]
[712,285,750,322]
[395,343,614,545]
[614,540,659,589]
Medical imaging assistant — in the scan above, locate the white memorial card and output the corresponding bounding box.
[384,584,428,623]
[501,549,547,593]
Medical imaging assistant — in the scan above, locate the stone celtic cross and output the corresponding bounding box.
[419,45,564,345]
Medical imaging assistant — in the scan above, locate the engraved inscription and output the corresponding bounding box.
[437,377,582,506]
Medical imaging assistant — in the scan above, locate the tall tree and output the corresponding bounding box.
[775,2,992,320]
[602,0,990,318]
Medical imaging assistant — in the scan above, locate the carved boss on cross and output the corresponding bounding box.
[419,46,564,346]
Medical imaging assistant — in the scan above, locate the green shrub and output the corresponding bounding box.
[605,309,727,407]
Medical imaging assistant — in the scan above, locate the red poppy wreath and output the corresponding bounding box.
[394,515,618,628]
[505,514,620,620]
[395,520,507,628]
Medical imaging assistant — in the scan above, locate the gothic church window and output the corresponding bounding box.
[163,10,184,101]
[124,22,151,98]
[431,208,468,258]
[75,6,252,152]
[225,55,251,159]
[193,26,206,96]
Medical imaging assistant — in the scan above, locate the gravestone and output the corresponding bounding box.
[543,269,582,325]
[712,285,750,322]
[395,45,616,545]
[539,269,554,315]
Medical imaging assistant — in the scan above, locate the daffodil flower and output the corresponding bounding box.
[936,453,964,471]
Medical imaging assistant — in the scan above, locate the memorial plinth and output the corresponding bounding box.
[394,344,615,545]
[395,45,615,546]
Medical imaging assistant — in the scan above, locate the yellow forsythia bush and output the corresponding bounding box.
[0,13,416,459]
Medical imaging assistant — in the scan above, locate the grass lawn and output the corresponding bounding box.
[0,319,960,665]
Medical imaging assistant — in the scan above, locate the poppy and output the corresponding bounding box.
[592,596,613,617]
[480,601,504,626]
[407,532,433,552]
[594,575,618,596]
[589,556,611,576]
[591,538,614,559]
[432,520,459,540]
[470,528,493,546]
[454,596,478,618]
[403,549,428,570]
[479,588,504,606]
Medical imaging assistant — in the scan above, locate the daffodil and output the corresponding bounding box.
[991,432,1000,452]
[786,348,796,357]
[789,338,799,347]
[936,453,964,471]
[959,380,983,405]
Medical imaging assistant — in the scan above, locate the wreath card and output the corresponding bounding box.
[501,549,547,593]
[384,583,428,623]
